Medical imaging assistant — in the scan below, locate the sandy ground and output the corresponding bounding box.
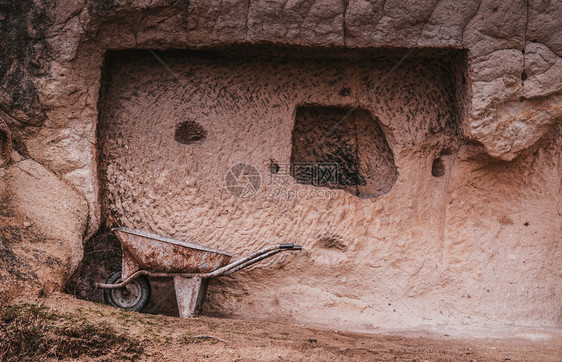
[10,292,559,361]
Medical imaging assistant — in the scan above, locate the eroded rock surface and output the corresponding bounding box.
[0,158,88,300]
[0,0,560,330]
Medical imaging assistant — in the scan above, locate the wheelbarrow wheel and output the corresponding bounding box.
[103,271,151,312]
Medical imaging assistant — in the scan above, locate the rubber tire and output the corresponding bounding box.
[103,271,151,312]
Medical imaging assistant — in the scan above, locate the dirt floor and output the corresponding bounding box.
[2,292,560,361]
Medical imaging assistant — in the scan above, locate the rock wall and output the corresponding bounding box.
[0,157,87,301]
[0,0,561,330]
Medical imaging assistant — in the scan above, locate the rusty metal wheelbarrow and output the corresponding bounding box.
[96,227,302,317]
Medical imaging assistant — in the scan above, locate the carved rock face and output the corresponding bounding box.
[1,0,561,332]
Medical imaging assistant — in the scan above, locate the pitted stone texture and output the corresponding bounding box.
[490,95,562,157]
[0,0,561,331]
[3,0,561,238]
[347,0,440,46]
[0,159,88,299]
[524,42,562,98]
[467,40,562,159]
[461,0,526,57]
[187,0,248,44]
[417,0,480,47]
[97,49,468,329]
[440,128,562,326]
[248,0,344,45]
[527,0,562,57]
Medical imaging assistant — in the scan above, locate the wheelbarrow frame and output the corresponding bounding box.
[96,227,302,317]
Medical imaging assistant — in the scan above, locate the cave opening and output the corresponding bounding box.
[290,105,398,198]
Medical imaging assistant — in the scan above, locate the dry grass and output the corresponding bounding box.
[0,302,144,361]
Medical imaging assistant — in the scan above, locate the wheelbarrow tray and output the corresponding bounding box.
[113,227,234,279]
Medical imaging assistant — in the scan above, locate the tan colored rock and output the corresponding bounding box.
[0,159,88,299]
[0,0,561,332]
[488,95,562,157]
[6,0,559,234]
[248,0,344,45]
[527,0,562,56]
[524,42,562,98]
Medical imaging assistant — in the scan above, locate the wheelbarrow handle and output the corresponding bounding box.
[221,249,282,276]
[279,243,303,250]
[203,243,302,278]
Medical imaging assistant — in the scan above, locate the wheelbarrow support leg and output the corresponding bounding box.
[174,276,209,318]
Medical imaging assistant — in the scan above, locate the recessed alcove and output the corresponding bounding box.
[93,45,468,317]
[97,44,467,226]
[290,105,397,198]
[431,157,445,177]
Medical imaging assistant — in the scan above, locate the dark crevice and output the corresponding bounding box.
[431,157,446,177]
[522,0,529,86]
[0,0,49,125]
[65,227,121,303]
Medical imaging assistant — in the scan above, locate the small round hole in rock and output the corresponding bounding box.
[339,87,351,96]
[431,157,445,177]
[174,121,207,145]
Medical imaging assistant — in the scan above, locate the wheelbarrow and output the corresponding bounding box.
[96,227,302,317]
